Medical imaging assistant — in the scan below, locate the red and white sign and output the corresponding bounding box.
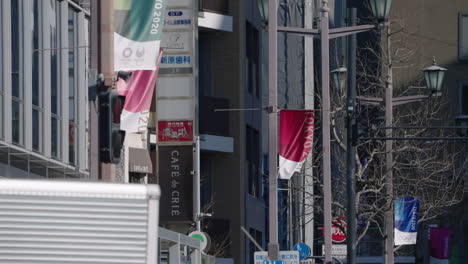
[321,217,347,243]
[332,219,347,243]
[278,110,315,180]
[158,121,193,142]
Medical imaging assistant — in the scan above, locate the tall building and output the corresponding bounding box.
[0,0,89,179]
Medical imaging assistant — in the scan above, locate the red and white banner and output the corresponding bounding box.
[279,110,315,180]
[118,50,163,133]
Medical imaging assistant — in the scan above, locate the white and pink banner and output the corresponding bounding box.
[117,50,163,133]
[279,110,315,180]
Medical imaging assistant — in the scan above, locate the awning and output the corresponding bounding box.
[128,147,153,174]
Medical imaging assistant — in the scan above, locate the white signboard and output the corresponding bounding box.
[161,31,193,53]
[254,251,300,264]
[157,76,194,97]
[164,9,193,30]
[157,99,194,120]
[322,244,347,260]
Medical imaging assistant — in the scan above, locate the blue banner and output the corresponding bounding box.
[394,197,419,245]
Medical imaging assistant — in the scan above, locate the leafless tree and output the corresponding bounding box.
[289,16,466,253]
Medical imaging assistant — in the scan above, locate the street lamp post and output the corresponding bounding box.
[266,0,280,260]
[258,0,392,262]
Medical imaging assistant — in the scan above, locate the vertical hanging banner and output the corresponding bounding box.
[278,110,315,180]
[118,50,163,133]
[114,0,167,71]
[394,197,420,245]
[429,228,452,264]
[159,146,193,222]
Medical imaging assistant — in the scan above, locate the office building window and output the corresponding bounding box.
[201,159,213,208]
[248,228,262,264]
[246,22,260,98]
[460,82,468,115]
[51,1,61,158]
[11,0,23,145]
[246,126,261,198]
[199,36,212,97]
[32,0,42,151]
[459,13,468,61]
[68,7,76,164]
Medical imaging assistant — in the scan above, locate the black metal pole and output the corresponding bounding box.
[346,8,358,264]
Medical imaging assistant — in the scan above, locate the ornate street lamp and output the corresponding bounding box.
[257,0,268,25]
[369,0,393,21]
[422,59,448,92]
[331,67,348,91]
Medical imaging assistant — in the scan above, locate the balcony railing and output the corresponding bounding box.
[199,0,229,15]
[199,96,229,137]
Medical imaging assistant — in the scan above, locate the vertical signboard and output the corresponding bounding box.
[155,0,197,226]
[156,0,197,142]
[159,146,193,222]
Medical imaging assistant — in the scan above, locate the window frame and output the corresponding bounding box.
[458,13,468,61]
[459,80,468,116]
[31,0,44,153]
[68,6,78,165]
[11,0,24,146]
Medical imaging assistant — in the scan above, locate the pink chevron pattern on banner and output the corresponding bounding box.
[279,110,315,179]
[119,49,163,133]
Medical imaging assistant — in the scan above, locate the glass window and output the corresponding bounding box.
[69,124,75,164]
[68,7,76,165]
[32,0,41,151]
[461,84,468,115]
[245,22,260,98]
[11,0,23,145]
[51,117,59,158]
[459,13,468,61]
[50,1,61,158]
[68,8,75,122]
[11,0,20,99]
[248,229,263,264]
[246,126,261,198]
[32,109,40,150]
[12,101,21,144]
[32,0,40,107]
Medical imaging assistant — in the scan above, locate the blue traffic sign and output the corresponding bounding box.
[293,243,311,260]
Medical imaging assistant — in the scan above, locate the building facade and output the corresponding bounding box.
[0,0,89,179]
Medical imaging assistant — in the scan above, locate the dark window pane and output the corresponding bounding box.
[68,8,75,121]
[51,25,58,114]
[199,37,212,97]
[32,0,40,106]
[69,124,75,164]
[460,15,468,60]
[12,101,20,144]
[51,118,59,158]
[11,0,20,98]
[463,85,468,115]
[32,109,40,151]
